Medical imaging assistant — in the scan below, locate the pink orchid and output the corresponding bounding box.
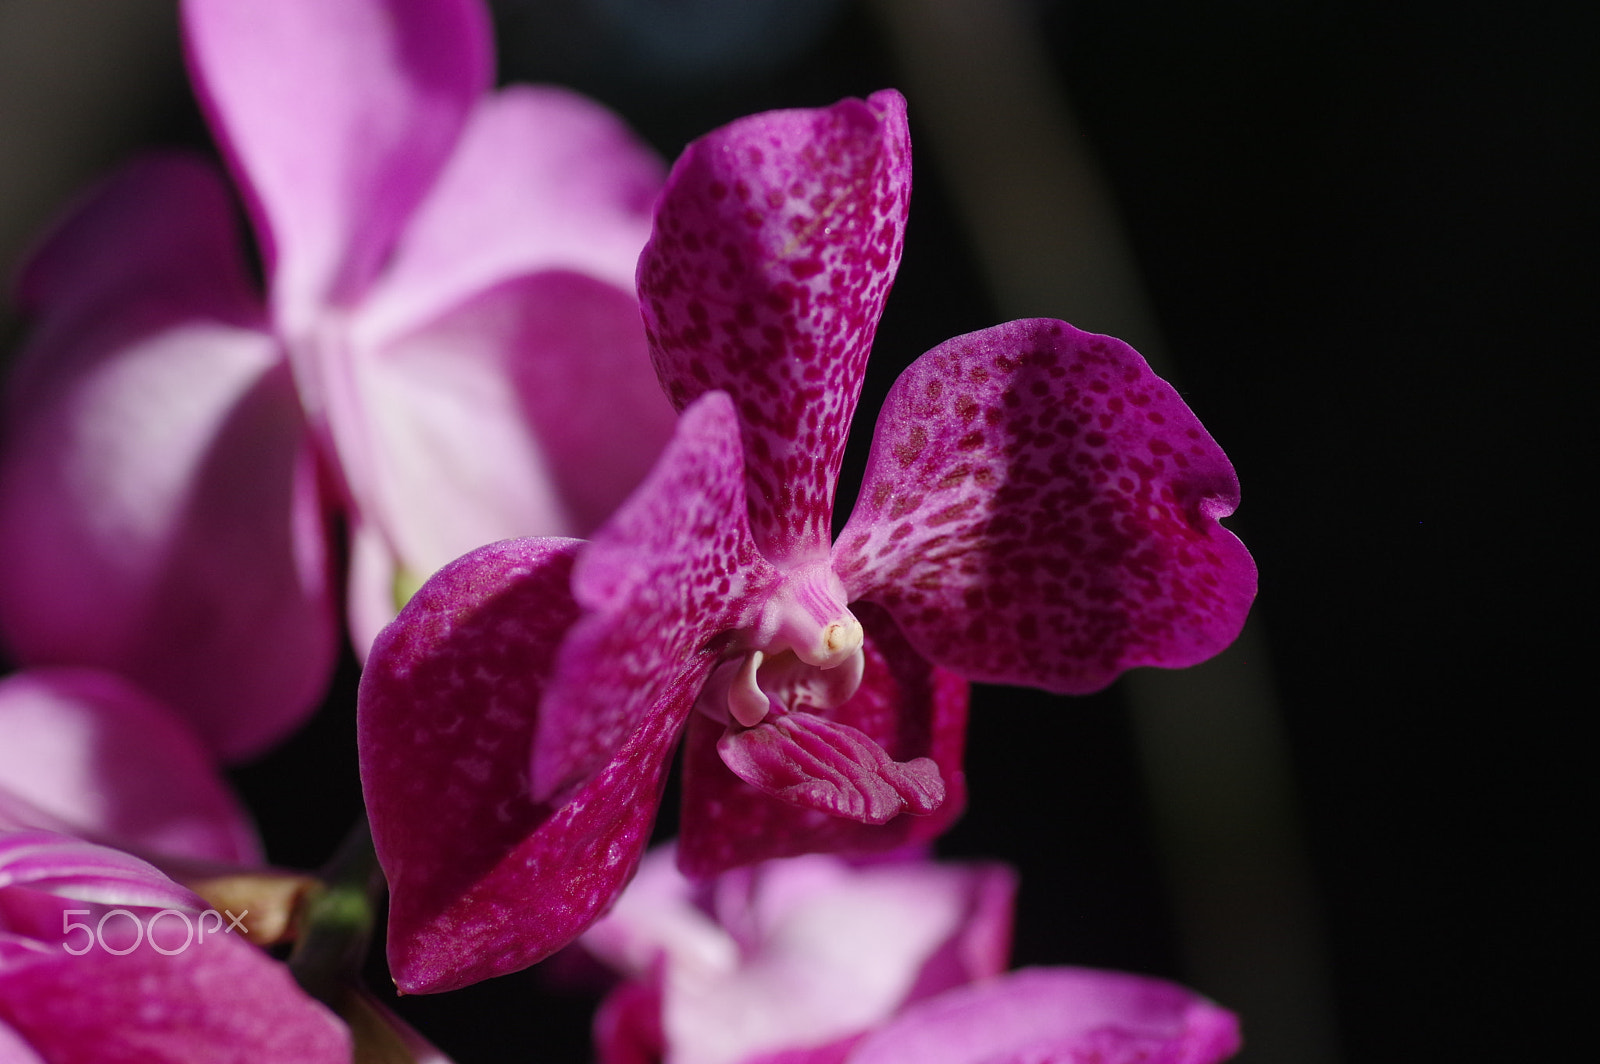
[0,830,350,1063]
[359,91,1255,992]
[0,0,674,760]
[580,846,1239,1064]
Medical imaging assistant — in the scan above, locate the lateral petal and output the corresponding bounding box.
[835,320,1256,694]
[678,604,968,877]
[637,91,911,564]
[360,539,676,993]
[531,392,782,804]
[0,155,337,760]
[181,0,492,333]
[0,669,261,866]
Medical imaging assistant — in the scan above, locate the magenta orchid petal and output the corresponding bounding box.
[0,893,350,1064]
[637,90,911,564]
[0,669,261,866]
[357,84,664,346]
[360,538,681,993]
[844,967,1241,1064]
[0,832,203,912]
[181,0,492,334]
[715,713,944,826]
[531,391,782,804]
[835,319,1257,694]
[678,604,969,878]
[343,269,677,651]
[0,154,336,760]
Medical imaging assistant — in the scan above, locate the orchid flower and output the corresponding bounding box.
[0,830,350,1063]
[0,0,674,760]
[359,90,1255,992]
[580,845,1239,1064]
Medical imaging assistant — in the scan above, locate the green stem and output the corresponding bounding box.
[288,812,384,1005]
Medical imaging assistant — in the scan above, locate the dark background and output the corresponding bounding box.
[5,1,1592,1061]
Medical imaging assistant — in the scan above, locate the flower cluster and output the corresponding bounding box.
[0,0,1256,1059]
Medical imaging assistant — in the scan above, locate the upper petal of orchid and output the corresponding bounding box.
[843,967,1240,1064]
[355,84,664,347]
[181,0,492,334]
[0,668,261,866]
[0,154,337,760]
[637,90,911,565]
[678,604,969,878]
[359,538,680,993]
[341,269,676,654]
[531,391,782,804]
[834,320,1256,694]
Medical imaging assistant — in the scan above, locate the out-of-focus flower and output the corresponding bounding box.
[0,830,350,1063]
[0,0,674,760]
[0,667,261,867]
[580,846,1238,1064]
[359,91,1254,992]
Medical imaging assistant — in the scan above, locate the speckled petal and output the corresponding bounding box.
[0,669,261,866]
[342,269,675,654]
[182,0,492,334]
[843,967,1240,1064]
[678,605,969,878]
[834,320,1256,694]
[637,91,911,564]
[0,154,337,761]
[531,392,782,804]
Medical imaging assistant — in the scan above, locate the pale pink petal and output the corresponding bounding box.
[587,850,1014,1064]
[844,967,1241,1064]
[834,320,1256,695]
[342,270,676,653]
[0,155,337,760]
[181,0,492,334]
[0,1021,46,1064]
[531,392,782,803]
[637,90,911,565]
[360,538,678,993]
[0,669,260,866]
[356,84,664,346]
[0,832,204,919]
[678,604,969,878]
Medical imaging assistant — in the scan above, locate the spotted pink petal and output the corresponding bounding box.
[0,669,261,866]
[531,392,782,804]
[359,538,678,993]
[834,320,1256,695]
[0,154,336,761]
[637,90,911,565]
[355,84,664,347]
[844,967,1241,1064]
[342,269,677,653]
[181,0,492,335]
[678,604,969,878]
